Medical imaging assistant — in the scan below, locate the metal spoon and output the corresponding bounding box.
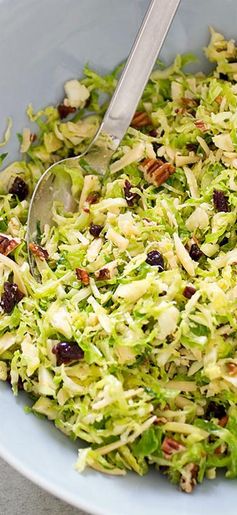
[27,0,180,275]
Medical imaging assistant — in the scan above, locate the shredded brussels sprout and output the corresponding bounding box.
[1,29,237,492]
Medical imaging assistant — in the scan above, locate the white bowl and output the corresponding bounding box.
[0,1,236,514]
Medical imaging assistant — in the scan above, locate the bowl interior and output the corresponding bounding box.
[0,1,237,514]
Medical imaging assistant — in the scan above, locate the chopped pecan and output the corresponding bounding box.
[194,119,207,132]
[29,243,49,261]
[95,268,110,280]
[215,95,223,105]
[57,104,76,119]
[0,235,19,256]
[181,97,198,107]
[219,415,228,427]
[131,111,152,128]
[140,158,175,187]
[227,362,237,376]
[161,437,185,457]
[180,463,198,493]
[76,268,90,285]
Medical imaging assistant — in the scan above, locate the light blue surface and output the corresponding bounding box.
[0,1,236,514]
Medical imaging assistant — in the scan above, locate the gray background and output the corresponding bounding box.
[0,458,86,515]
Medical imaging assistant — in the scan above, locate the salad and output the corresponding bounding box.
[1,28,237,493]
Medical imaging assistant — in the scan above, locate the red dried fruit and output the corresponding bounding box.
[0,281,24,313]
[124,180,140,207]
[57,104,76,119]
[206,401,226,420]
[76,268,90,285]
[213,189,230,212]
[89,223,103,238]
[9,177,29,201]
[189,243,203,262]
[52,341,84,366]
[95,268,110,280]
[183,285,196,299]
[146,250,164,271]
[29,243,49,260]
[131,111,152,128]
[140,158,175,187]
[83,192,100,213]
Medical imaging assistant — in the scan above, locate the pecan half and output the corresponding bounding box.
[140,158,175,187]
[131,111,152,128]
[76,268,90,285]
[0,235,19,256]
[161,437,185,457]
[29,243,49,260]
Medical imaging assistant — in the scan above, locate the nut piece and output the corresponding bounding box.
[131,111,151,128]
[76,268,90,285]
[0,235,19,256]
[29,243,49,261]
[180,463,198,493]
[161,437,185,458]
[95,268,110,280]
[139,158,175,187]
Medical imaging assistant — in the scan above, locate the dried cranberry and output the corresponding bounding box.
[149,129,158,137]
[213,190,230,212]
[9,177,29,201]
[89,223,103,238]
[57,104,76,119]
[0,281,24,313]
[189,244,203,262]
[220,236,228,246]
[146,250,164,271]
[206,401,226,420]
[219,73,228,81]
[186,143,198,152]
[124,180,139,207]
[183,285,196,299]
[52,342,84,366]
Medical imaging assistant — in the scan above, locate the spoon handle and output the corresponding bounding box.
[98,0,180,144]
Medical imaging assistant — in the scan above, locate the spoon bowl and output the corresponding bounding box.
[27,0,180,276]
